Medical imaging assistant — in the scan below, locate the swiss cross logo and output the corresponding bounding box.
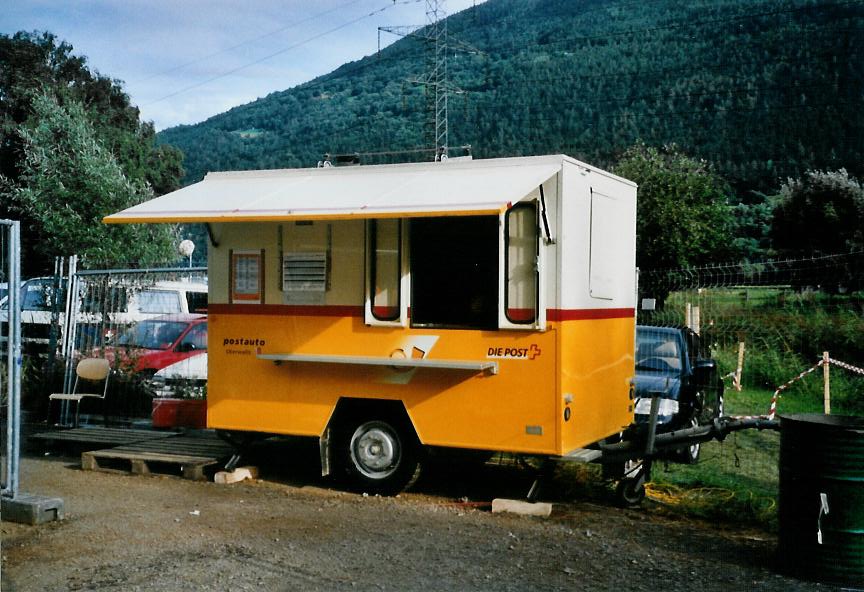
[486,344,542,360]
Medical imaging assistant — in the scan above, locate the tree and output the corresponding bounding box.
[771,169,864,256]
[730,191,774,262]
[613,142,733,273]
[1,93,177,269]
[1,31,185,273]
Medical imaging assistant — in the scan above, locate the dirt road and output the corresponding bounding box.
[1,441,826,592]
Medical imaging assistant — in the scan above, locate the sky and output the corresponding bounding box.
[2,0,483,130]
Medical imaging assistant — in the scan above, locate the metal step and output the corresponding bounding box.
[562,447,602,463]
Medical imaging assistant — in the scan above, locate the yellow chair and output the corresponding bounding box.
[49,358,111,427]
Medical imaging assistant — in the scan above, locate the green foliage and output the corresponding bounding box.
[771,168,864,256]
[158,0,864,206]
[1,93,177,268]
[613,143,733,271]
[730,193,774,261]
[0,31,185,272]
[658,286,864,415]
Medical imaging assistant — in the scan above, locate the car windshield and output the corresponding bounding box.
[635,329,682,373]
[118,321,187,350]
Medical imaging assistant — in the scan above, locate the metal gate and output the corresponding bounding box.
[10,257,207,426]
[58,264,208,423]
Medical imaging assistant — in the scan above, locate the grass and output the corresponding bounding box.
[647,384,836,530]
[633,286,864,527]
[553,384,858,530]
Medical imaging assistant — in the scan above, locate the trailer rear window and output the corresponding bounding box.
[410,216,498,330]
[370,219,401,321]
[505,203,538,324]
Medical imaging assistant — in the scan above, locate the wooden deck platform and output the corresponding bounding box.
[81,435,235,481]
[31,426,178,447]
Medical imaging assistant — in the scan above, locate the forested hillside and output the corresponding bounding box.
[160,0,863,194]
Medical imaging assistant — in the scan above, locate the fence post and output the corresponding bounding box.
[685,302,692,329]
[734,341,745,392]
[823,351,830,415]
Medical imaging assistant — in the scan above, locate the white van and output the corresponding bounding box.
[1,278,208,352]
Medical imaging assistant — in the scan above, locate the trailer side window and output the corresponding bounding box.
[505,203,538,324]
[370,219,401,321]
[410,216,498,330]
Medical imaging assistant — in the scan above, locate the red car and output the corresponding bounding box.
[110,314,207,376]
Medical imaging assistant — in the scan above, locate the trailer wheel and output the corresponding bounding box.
[336,416,420,495]
[615,477,646,507]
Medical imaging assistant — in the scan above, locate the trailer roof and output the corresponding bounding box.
[104,155,598,224]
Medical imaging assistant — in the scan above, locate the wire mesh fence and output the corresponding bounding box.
[9,248,864,522]
[13,261,208,425]
[636,252,864,524]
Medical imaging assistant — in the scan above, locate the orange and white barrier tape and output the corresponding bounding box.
[827,357,864,377]
[766,361,824,420]
[729,355,864,421]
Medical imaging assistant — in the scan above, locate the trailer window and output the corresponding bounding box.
[370,219,401,321]
[505,203,538,324]
[410,216,498,330]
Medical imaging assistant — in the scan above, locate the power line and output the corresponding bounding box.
[134,0,365,85]
[143,0,422,107]
[203,1,862,110]
[295,0,862,102]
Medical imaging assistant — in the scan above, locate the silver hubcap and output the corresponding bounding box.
[350,422,400,479]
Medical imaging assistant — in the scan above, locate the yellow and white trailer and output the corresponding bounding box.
[106,154,638,493]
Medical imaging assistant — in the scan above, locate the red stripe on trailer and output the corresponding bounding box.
[209,304,636,321]
[547,308,635,321]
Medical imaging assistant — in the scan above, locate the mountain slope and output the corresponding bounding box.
[158,0,864,192]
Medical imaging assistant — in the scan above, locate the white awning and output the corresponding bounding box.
[104,155,564,224]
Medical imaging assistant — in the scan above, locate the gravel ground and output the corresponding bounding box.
[1,439,833,592]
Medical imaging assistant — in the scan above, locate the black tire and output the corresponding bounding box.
[615,477,646,507]
[335,415,421,495]
[673,415,701,464]
[601,432,626,480]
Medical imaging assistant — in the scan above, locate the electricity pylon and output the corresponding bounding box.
[379,0,450,160]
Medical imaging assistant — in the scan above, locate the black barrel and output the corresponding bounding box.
[778,413,864,587]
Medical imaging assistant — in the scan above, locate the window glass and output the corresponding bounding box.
[371,219,401,321]
[179,323,208,350]
[22,280,53,311]
[635,328,683,372]
[505,203,538,324]
[137,290,182,314]
[185,291,208,313]
[119,321,186,350]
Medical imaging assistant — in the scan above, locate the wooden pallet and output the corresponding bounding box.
[31,426,178,447]
[81,435,234,481]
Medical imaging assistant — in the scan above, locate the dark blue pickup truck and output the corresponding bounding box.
[632,325,724,463]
